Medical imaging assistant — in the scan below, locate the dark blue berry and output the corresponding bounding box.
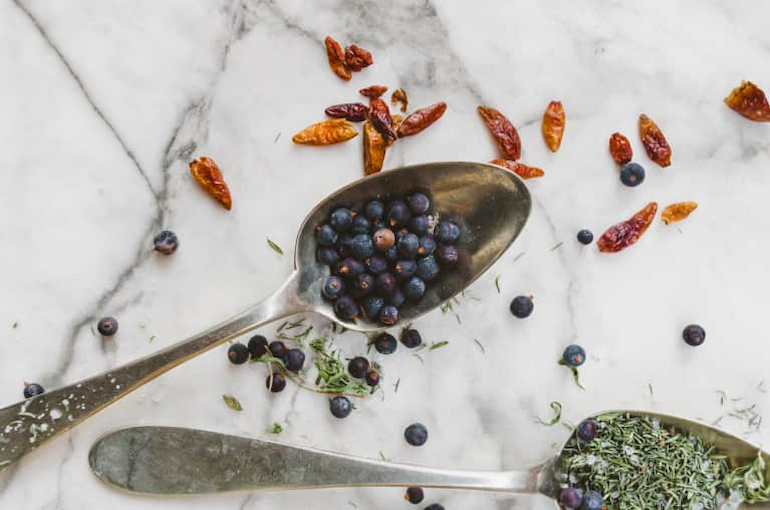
[400,328,422,348]
[366,255,388,275]
[97,317,118,336]
[335,258,365,278]
[362,295,385,320]
[330,395,352,418]
[354,273,375,295]
[23,383,44,399]
[403,276,426,301]
[408,193,430,214]
[373,228,396,252]
[416,256,440,281]
[374,333,397,354]
[350,234,374,260]
[560,487,584,509]
[577,419,598,442]
[282,348,305,372]
[334,295,359,321]
[435,244,458,266]
[577,229,594,245]
[562,344,586,367]
[509,295,533,318]
[581,490,603,510]
[153,230,179,255]
[365,370,380,387]
[405,487,424,504]
[683,324,705,346]
[387,200,412,227]
[409,215,429,235]
[268,341,287,358]
[315,225,338,246]
[388,289,406,307]
[378,305,398,325]
[330,208,354,232]
[404,423,428,446]
[317,247,340,266]
[227,342,250,365]
[323,276,345,300]
[620,162,645,187]
[337,234,355,257]
[435,221,460,243]
[266,371,286,392]
[365,200,385,221]
[348,357,370,378]
[398,233,420,258]
[384,245,398,262]
[248,335,268,359]
[416,235,436,257]
[351,215,371,235]
[394,260,417,280]
[375,273,397,295]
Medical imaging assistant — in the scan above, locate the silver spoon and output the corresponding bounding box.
[88,411,770,508]
[0,161,531,473]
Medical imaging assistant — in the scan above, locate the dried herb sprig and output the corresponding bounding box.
[310,338,369,398]
[536,401,562,426]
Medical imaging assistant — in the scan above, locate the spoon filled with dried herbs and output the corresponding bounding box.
[89,411,770,510]
[88,411,770,509]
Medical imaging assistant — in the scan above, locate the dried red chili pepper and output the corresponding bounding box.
[344,44,373,71]
[360,85,388,100]
[724,81,770,122]
[661,201,698,225]
[325,103,368,122]
[478,106,521,160]
[608,132,633,165]
[324,36,351,81]
[363,121,387,175]
[292,119,358,145]
[368,99,397,140]
[597,202,658,253]
[388,115,402,147]
[189,156,232,210]
[489,159,544,179]
[541,101,565,152]
[391,89,408,113]
[398,102,447,138]
[639,114,671,167]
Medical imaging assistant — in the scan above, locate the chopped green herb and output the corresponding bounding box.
[277,321,289,332]
[379,451,387,461]
[267,238,284,255]
[473,338,485,353]
[413,353,424,363]
[513,252,525,263]
[440,300,461,324]
[149,335,155,343]
[429,341,449,350]
[222,394,242,411]
[648,383,654,396]
[393,378,400,393]
[561,412,770,508]
[558,358,584,390]
[269,422,283,434]
[717,390,727,406]
[90,325,96,337]
[494,275,501,293]
[11,321,17,329]
[310,338,369,397]
[550,241,563,251]
[536,401,562,426]
[759,380,767,393]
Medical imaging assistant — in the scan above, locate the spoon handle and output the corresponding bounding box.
[89,426,539,494]
[0,273,305,473]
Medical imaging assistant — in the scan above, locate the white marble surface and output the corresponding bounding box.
[2,0,770,508]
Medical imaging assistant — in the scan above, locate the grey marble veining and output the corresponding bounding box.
[1,0,770,508]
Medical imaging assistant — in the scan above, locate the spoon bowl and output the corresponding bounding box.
[0,161,530,472]
[88,410,770,509]
[293,161,531,330]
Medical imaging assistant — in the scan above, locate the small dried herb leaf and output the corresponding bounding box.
[222,394,242,411]
[267,238,284,255]
[429,341,449,350]
[536,401,562,426]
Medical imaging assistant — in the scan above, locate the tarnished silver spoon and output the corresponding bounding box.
[88,411,770,509]
[0,161,531,473]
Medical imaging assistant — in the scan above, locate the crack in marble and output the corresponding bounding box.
[44,435,75,510]
[11,0,159,202]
